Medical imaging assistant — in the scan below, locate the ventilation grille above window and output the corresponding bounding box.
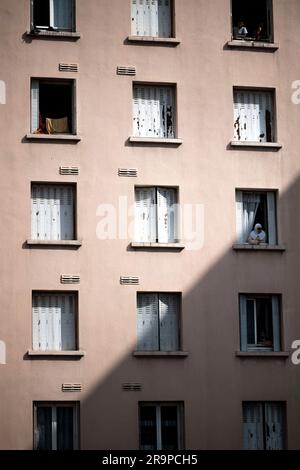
[59,63,79,73]
[118,168,138,177]
[62,383,82,392]
[120,276,139,285]
[117,66,136,76]
[122,383,142,391]
[61,274,80,284]
[60,166,80,175]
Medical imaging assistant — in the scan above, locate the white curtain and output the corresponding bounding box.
[242,193,260,242]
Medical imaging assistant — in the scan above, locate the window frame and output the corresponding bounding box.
[32,290,79,352]
[130,0,175,39]
[33,401,80,450]
[136,292,182,352]
[235,189,278,245]
[139,401,184,450]
[30,78,77,136]
[132,82,178,140]
[31,0,76,32]
[31,182,77,242]
[230,0,274,43]
[239,293,282,353]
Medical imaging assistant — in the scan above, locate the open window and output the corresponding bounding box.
[236,190,277,245]
[239,294,281,352]
[133,84,176,139]
[243,402,285,450]
[233,89,275,143]
[32,0,75,32]
[34,402,79,450]
[139,402,184,450]
[31,79,76,135]
[232,0,274,42]
[131,0,173,38]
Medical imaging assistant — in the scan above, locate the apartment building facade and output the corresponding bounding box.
[0,0,300,450]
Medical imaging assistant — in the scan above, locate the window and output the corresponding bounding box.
[31,79,76,135]
[31,184,75,241]
[131,0,173,38]
[137,293,180,351]
[232,0,273,42]
[32,292,78,352]
[135,187,178,243]
[236,190,277,244]
[32,0,75,32]
[233,89,275,143]
[239,295,281,352]
[34,402,79,450]
[133,85,176,138]
[139,402,184,450]
[243,402,285,450]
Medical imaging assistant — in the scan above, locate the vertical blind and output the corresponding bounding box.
[52,0,73,30]
[243,402,285,450]
[131,0,172,37]
[133,85,175,138]
[31,184,74,240]
[135,187,177,243]
[233,90,273,142]
[137,293,179,351]
[32,293,76,351]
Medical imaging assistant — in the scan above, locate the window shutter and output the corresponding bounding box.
[60,186,74,240]
[239,295,248,352]
[32,294,40,351]
[157,187,176,243]
[52,0,73,30]
[31,79,39,133]
[135,187,156,242]
[159,87,175,138]
[61,295,76,351]
[242,403,264,450]
[137,293,159,351]
[150,0,159,36]
[265,403,285,450]
[236,190,244,243]
[159,294,179,351]
[158,0,171,38]
[272,296,281,352]
[267,192,277,245]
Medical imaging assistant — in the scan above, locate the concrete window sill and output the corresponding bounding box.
[127,36,180,45]
[230,140,282,150]
[227,40,278,51]
[129,136,182,145]
[27,350,85,357]
[236,351,289,358]
[233,244,286,252]
[26,133,81,142]
[133,351,189,357]
[26,30,81,39]
[131,242,185,250]
[26,239,82,247]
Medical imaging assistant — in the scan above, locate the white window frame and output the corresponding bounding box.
[32,291,78,352]
[239,294,281,352]
[134,186,179,243]
[31,78,77,135]
[32,0,75,32]
[33,402,79,450]
[235,190,278,245]
[139,402,184,450]
[242,401,285,450]
[137,292,181,352]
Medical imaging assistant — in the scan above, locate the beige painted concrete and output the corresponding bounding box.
[0,0,300,449]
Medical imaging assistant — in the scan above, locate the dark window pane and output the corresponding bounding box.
[39,83,73,134]
[36,406,52,450]
[140,406,157,450]
[232,0,272,42]
[256,298,273,347]
[57,407,74,450]
[246,299,255,345]
[161,406,178,450]
[253,193,268,240]
[33,0,50,28]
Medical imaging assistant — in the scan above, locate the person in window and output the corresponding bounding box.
[234,21,248,39]
[248,223,266,245]
[255,22,264,41]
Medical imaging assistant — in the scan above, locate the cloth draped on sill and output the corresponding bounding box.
[46,117,69,134]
